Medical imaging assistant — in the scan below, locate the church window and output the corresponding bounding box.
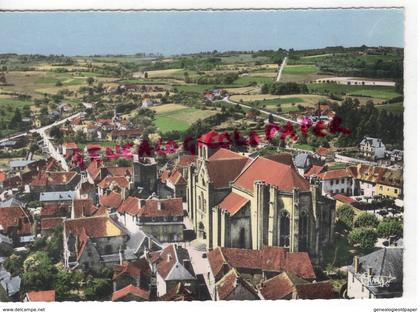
[298,211,308,251]
[279,210,290,247]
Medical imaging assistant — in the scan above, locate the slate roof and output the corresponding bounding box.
[150,245,195,281]
[39,191,75,202]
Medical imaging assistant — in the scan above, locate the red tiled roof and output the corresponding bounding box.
[207,158,250,189]
[97,176,130,189]
[99,191,123,209]
[0,205,32,236]
[31,171,78,187]
[334,194,356,204]
[304,165,325,177]
[102,166,133,177]
[113,258,151,281]
[198,131,232,146]
[167,169,186,186]
[64,142,78,149]
[86,160,102,181]
[111,285,149,301]
[80,181,95,194]
[64,216,126,239]
[234,157,309,192]
[316,146,331,156]
[0,171,6,183]
[209,148,247,161]
[284,252,316,280]
[152,245,177,279]
[260,273,294,300]
[160,169,171,183]
[218,192,249,215]
[208,247,314,279]
[118,196,141,216]
[139,198,183,218]
[40,202,71,218]
[295,282,335,299]
[40,217,64,231]
[73,199,99,218]
[176,155,196,168]
[86,144,102,150]
[216,268,258,300]
[263,153,295,167]
[26,290,56,302]
[317,168,352,180]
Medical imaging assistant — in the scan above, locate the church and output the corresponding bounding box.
[186,131,336,260]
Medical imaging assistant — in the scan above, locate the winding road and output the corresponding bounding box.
[220,96,298,124]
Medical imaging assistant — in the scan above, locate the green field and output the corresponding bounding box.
[283,65,318,75]
[153,104,217,133]
[307,83,400,100]
[256,97,304,106]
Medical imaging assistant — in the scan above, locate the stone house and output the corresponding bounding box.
[147,244,196,297]
[359,137,386,160]
[117,197,184,242]
[317,168,355,196]
[63,216,134,272]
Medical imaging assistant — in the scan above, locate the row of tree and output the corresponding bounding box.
[331,98,404,149]
[261,82,309,95]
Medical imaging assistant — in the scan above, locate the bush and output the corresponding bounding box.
[336,204,354,229]
[354,212,379,228]
[349,227,378,251]
[377,218,403,239]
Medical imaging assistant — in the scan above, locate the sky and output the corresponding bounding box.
[0,9,404,56]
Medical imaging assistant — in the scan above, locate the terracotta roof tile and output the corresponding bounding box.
[40,217,64,231]
[73,199,99,218]
[334,194,356,204]
[260,273,294,300]
[40,202,71,218]
[318,168,352,180]
[0,205,33,235]
[159,283,193,301]
[234,157,309,192]
[64,142,78,149]
[99,191,123,209]
[304,165,326,177]
[209,148,247,161]
[216,268,258,300]
[111,285,149,301]
[64,216,126,239]
[284,252,316,280]
[295,282,335,299]
[207,158,250,189]
[118,196,141,216]
[316,146,331,156]
[263,153,295,166]
[176,155,196,168]
[218,192,249,215]
[97,176,130,189]
[0,171,6,183]
[26,290,56,302]
[139,198,183,218]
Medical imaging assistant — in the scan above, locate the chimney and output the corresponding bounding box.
[353,256,359,273]
[157,201,161,211]
[119,247,124,265]
[367,267,373,277]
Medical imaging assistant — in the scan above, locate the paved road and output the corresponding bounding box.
[30,112,83,171]
[275,56,288,82]
[221,96,298,125]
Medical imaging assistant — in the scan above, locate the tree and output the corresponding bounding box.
[3,254,24,276]
[0,72,7,84]
[21,251,56,291]
[86,77,94,86]
[349,227,378,251]
[377,218,403,239]
[84,278,113,301]
[54,267,84,301]
[336,204,354,229]
[354,212,379,228]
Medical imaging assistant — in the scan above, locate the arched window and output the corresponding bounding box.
[279,210,290,247]
[299,211,308,251]
[198,194,202,211]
